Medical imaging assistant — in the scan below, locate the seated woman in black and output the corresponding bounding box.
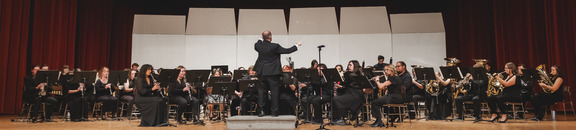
[169,66,200,124]
[134,64,169,127]
[370,64,402,127]
[531,65,564,121]
[94,67,119,120]
[486,62,522,123]
[332,60,365,125]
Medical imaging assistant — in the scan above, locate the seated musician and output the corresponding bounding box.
[23,65,58,123]
[169,66,200,124]
[231,65,259,116]
[333,61,365,126]
[531,65,564,121]
[62,68,90,122]
[134,64,169,127]
[278,65,299,115]
[94,67,119,120]
[119,70,136,117]
[454,63,487,122]
[486,62,522,123]
[301,64,332,124]
[370,64,402,127]
[205,68,226,120]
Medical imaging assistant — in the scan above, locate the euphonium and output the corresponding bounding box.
[425,80,439,94]
[536,64,555,93]
[486,72,504,96]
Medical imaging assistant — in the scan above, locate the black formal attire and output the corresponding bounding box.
[428,81,452,120]
[134,76,169,127]
[333,71,365,121]
[169,79,200,121]
[120,79,134,117]
[94,79,119,116]
[279,72,298,115]
[301,76,332,122]
[231,75,260,116]
[408,79,426,119]
[532,77,564,120]
[371,75,403,121]
[62,78,89,121]
[253,39,298,115]
[487,75,522,115]
[373,63,387,71]
[24,75,58,120]
[454,79,487,119]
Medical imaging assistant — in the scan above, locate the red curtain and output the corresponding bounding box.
[0,0,133,114]
[29,0,77,69]
[445,0,576,104]
[0,0,31,115]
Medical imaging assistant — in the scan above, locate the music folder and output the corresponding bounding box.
[292,69,320,84]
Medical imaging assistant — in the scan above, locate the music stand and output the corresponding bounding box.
[292,69,320,84]
[238,80,260,93]
[211,82,236,121]
[36,70,61,85]
[109,71,129,88]
[157,69,179,88]
[469,68,488,81]
[208,76,232,86]
[71,71,97,121]
[363,68,375,78]
[373,70,385,76]
[414,67,436,81]
[440,66,463,80]
[186,70,211,84]
[233,70,249,81]
[521,69,540,81]
[321,69,343,83]
[459,67,471,77]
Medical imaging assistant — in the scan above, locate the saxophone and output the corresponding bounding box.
[536,64,555,93]
[486,72,504,96]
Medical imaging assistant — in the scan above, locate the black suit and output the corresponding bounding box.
[254,39,298,114]
[24,75,58,120]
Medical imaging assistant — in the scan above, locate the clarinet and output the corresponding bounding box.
[151,75,165,98]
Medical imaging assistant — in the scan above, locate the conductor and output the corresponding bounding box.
[254,30,301,117]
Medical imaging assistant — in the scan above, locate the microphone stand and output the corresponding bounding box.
[317,45,328,130]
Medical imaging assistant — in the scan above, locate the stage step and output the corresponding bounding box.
[226,115,297,130]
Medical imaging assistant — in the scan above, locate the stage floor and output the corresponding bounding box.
[2,114,576,130]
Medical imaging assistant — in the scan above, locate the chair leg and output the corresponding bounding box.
[571,101,576,118]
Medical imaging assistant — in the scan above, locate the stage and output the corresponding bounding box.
[3,114,576,130]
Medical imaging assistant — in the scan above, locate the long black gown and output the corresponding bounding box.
[134,76,168,127]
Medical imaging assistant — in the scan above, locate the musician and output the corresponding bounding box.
[134,64,169,127]
[310,59,318,69]
[253,30,301,117]
[370,64,402,127]
[333,61,364,125]
[120,70,136,117]
[427,71,453,120]
[531,65,564,121]
[517,64,533,101]
[169,66,200,124]
[63,68,90,122]
[301,64,331,124]
[94,67,119,120]
[486,62,522,123]
[373,55,387,70]
[409,68,426,114]
[454,63,487,122]
[279,65,299,115]
[131,63,139,72]
[231,66,259,116]
[206,68,226,120]
[23,65,58,122]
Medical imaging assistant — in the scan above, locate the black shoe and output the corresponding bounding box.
[44,118,56,122]
[370,121,384,127]
[474,117,482,123]
[72,119,81,122]
[258,111,265,117]
[177,119,187,124]
[30,118,37,123]
[530,117,541,121]
[333,119,346,126]
[488,115,500,123]
[81,118,89,121]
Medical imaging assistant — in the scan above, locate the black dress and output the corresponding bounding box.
[169,80,200,120]
[333,71,365,121]
[134,76,168,127]
[487,75,522,115]
[532,76,564,119]
[94,79,119,115]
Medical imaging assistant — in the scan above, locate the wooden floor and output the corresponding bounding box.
[3,114,576,130]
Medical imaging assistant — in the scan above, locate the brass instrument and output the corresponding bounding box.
[473,59,488,66]
[444,58,461,67]
[453,74,471,99]
[536,64,555,93]
[38,83,47,96]
[486,72,504,96]
[425,80,439,95]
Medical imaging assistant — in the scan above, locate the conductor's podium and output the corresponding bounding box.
[226,115,297,130]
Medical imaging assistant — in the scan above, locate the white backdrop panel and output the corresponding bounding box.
[133,15,186,34]
[238,9,287,35]
[339,34,392,67]
[282,35,340,68]
[340,6,391,34]
[392,33,446,72]
[186,8,236,35]
[185,35,237,69]
[289,7,339,35]
[132,34,186,69]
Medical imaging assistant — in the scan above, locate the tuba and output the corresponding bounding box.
[486,72,504,96]
[536,64,555,93]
